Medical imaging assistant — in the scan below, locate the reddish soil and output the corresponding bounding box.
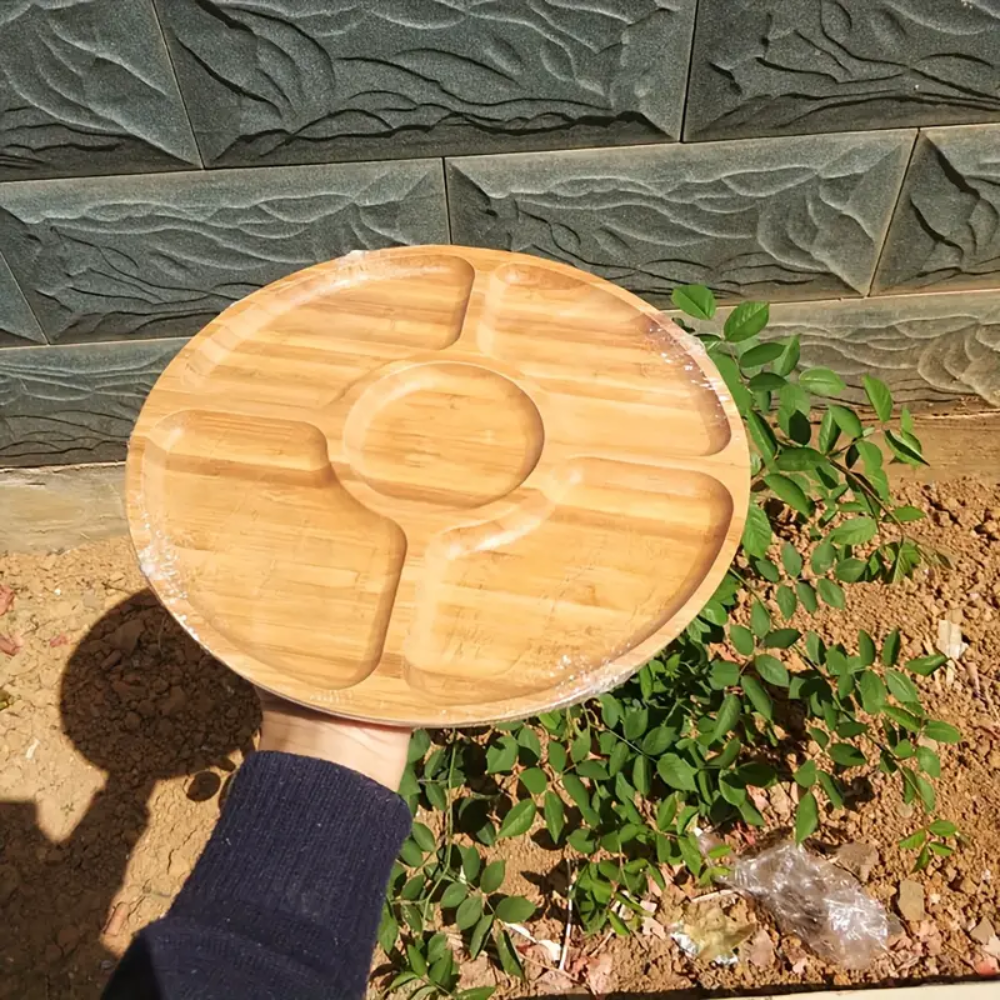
[1,477,998,998]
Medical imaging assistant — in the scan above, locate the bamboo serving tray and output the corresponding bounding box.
[127,247,749,726]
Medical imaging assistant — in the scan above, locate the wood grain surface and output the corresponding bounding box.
[127,246,748,725]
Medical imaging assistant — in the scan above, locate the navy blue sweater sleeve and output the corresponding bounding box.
[104,751,412,1000]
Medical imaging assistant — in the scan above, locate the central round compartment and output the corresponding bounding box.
[344,361,543,508]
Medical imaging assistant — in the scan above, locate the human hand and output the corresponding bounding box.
[256,689,411,791]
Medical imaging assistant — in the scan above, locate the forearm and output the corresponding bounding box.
[105,751,412,999]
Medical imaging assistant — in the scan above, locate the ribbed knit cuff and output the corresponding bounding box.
[171,751,411,980]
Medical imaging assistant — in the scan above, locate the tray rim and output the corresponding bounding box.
[126,245,750,727]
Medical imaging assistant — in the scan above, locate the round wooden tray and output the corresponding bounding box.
[127,247,749,726]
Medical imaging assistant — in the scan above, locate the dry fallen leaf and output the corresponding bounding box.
[535,969,575,993]
[745,929,776,969]
[0,634,22,657]
[0,585,14,616]
[974,955,999,976]
[49,634,69,648]
[582,953,614,998]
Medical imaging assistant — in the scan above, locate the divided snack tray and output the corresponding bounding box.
[127,246,749,726]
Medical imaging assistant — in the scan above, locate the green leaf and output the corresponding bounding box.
[389,972,420,991]
[730,624,755,656]
[882,629,901,667]
[906,654,947,677]
[914,772,936,812]
[858,671,887,714]
[495,929,523,979]
[829,404,863,439]
[754,557,780,583]
[469,914,493,959]
[642,726,675,756]
[441,881,468,909]
[858,631,876,668]
[462,846,481,884]
[561,774,595,818]
[794,760,818,788]
[399,839,424,867]
[829,743,865,768]
[816,578,846,609]
[458,989,495,1000]
[495,895,536,923]
[885,670,920,702]
[794,792,819,843]
[835,558,867,583]
[899,829,927,850]
[740,342,785,367]
[517,726,542,762]
[764,473,813,516]
[885,428,928,467]
[480,860,506,894]
[831,517,878,545]
[755,654,790,687]
[741,675,773,721]
[742,503,773,557]
[800,367,846,397]
[570,727,591,763]
[796,581,818,614]
[543,791,565,843]
[884,705,922,732]
[378,909,399,954]
[712,694,742,742]
[486,736,519,774]
[671,284,716,321]
[407,944,428,976]
[633,755,651,796]
[407,729,431,763]
[711,659,741,689]
[678,833,703,877]
[624,707,649,741]
[656,795,679,832]
[519,767,547,796]
[608,741,629,776]
[776,448,826,476]
[818,771,844,810]
[764,628,799,649]
[862,375,893,422]
[548,741,567,773]
[776,584,797,620]
[924,720,961,744]
[657,753,697,791]
[818,409,841,453]
[773,335,801,377]
[810,536,836,574]
[916,745,941,778]
[929,819,957,837]
[497,799,536,839]
[750,599,771,638]
[724,301,769,342]
[411,822,436,852]
[780,542,804,577]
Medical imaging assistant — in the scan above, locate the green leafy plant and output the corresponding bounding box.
[380,286,960,997]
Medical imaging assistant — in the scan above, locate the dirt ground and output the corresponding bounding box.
[1,476,999,998]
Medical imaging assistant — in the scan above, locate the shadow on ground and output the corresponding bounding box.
[0,593,259,999]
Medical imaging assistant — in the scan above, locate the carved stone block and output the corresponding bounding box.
[0,339,186,467]
[685,0,1000,141]
[0,160,448,343]
[874,125,1000,294]
[0,0,200,180]
[448,132,913,303]
[154,0,696,166]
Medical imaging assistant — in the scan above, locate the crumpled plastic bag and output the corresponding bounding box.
[722,841,900,969]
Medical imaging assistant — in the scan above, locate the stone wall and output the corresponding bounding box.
[1,0,999,468]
